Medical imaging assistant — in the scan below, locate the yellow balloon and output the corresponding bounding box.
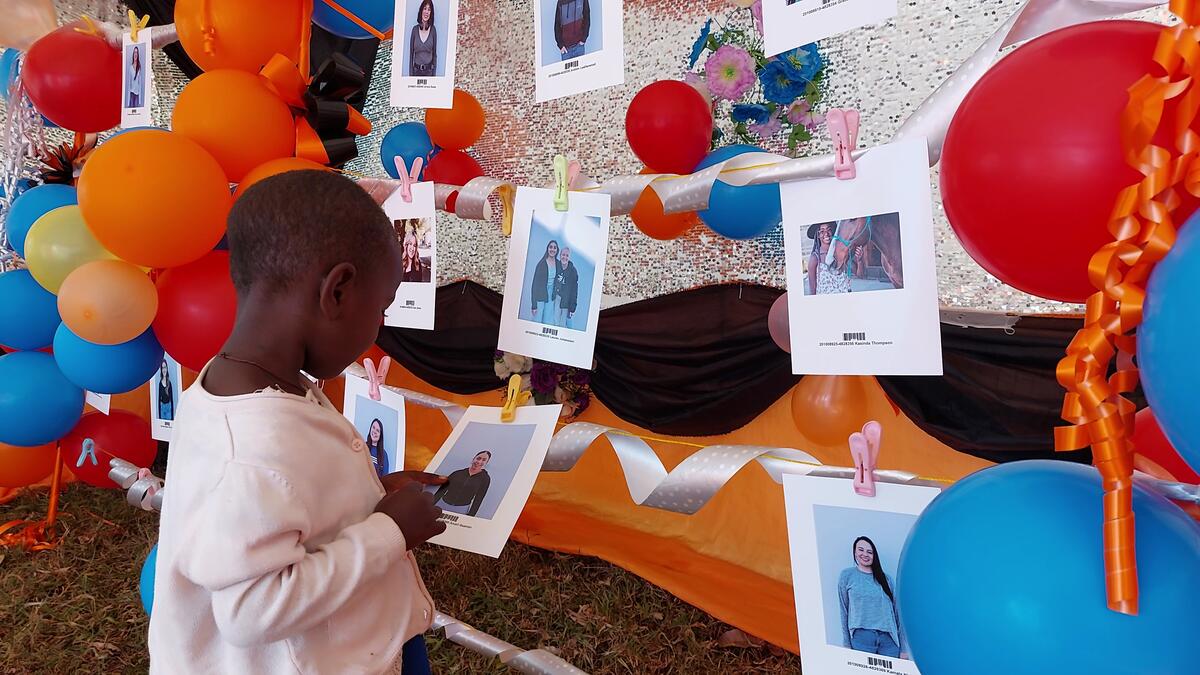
[24,205,118,293]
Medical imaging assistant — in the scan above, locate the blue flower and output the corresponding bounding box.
[689,20,713,68]
[758,60,807,105]
[777,43,823,84]
[731,103,771,125]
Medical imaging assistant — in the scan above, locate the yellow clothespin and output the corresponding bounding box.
[74,15,103,38]
[500,374,531,422]
[128,10,151,42]
[552,155,581,212]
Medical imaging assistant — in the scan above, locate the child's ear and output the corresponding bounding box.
[318,262,358,319]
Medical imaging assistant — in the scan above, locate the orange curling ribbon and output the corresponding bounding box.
[1056,5,1200,616]
[0,444,65,552]
[318,0,393,41]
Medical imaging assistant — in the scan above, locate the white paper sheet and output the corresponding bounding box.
[784,474,939,675]
[423,404,560,557]
[783,138,942,376]
[390,0,461,109]
[498,187,610,369]
[383,181,438,330]
[761,0,897,57]
[533,0,625,102]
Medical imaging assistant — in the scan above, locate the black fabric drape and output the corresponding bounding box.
[375,281,1105,464]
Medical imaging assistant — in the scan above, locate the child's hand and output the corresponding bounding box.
[380,470,446,494]
[374,482,446,549]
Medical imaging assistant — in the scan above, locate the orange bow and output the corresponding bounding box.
[1056,1,1200,616]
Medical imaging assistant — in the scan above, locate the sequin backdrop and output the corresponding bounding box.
[11,0,1176,312]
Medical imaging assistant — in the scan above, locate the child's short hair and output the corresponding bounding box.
[227,170,395,295]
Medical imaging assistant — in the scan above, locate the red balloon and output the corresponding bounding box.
[425,150,484,214]
[23,26,121,132]
[942,21,1199,303]
[63,410,156,488]
[625,81,713,175]
[1134,408,1200,484]
[153,251,237,372]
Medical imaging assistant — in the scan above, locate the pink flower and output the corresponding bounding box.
[751,1,764,35]
[705,45,757,100]
[787,99,824,130]
[684,71,713,106]
[749,108,782,142]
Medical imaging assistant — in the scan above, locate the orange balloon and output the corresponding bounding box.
[172,70,296,182]
[790,376,872,446]
[0,441,56,488]
[58,260,158,346]
[631,167,698,240]
[234,157,330,200]
[79,130,231,269]
[175,0,306,73]
[425,89,485,150]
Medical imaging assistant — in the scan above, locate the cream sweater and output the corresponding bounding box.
[148,368,434,674]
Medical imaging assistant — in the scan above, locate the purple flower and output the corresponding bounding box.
[751,1,764,35]
[530,363,558,394]
[570,369,591,386]
[787,99,824,130]
[705,45,756,100]
[749,108,783,141]
[573,392,591,415]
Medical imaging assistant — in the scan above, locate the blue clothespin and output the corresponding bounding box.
[77,438,98,469]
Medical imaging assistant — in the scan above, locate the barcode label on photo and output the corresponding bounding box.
[416,78,428,85]
[564,60,579,70]
[405,300,416,307]
[844,332,866,341]
[868,657,893,669]
[439,513,459,523]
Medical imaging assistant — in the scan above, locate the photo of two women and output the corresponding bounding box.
[520,211,599,332]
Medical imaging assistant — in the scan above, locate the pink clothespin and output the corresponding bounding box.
[136,467,159,508]
[827,108,860,180]
[363,356,392,401]
[394,156,424,203]
[848,420,881,497]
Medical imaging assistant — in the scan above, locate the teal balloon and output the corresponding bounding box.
[0,269,59,350]
[140,544,157,615]
[380,122,433,180]
[1141,211,1200,475]
[898,461,1200,675]
[312,0,393,39]
[695,144,782,240]
[53,325,164,395]
[7,184,77,257]
[0,351,83,446]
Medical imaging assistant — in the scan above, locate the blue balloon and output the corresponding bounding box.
[0,49,17,103]
[140,544,157,615]
[695,145,782,240]
[1141,213,1200,475]
[380,122,434,180]
[0,351,84,446]
[53,325,164,395]
[7,184,77,257]
[898,461,1200,675]
[109,126,165,139]
[0,270,60,350]
[312,0,394,40]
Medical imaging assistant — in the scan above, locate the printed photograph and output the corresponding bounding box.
[150,355,182,442]
[393,217,434,284]
[539,0,604,66]
[800,212,903,296]
[425,421,537,520]
[124,43,146,109]
[518,210,600,332]
[401,0,450,77]
[352,395,401,479]
[813,505,915,660]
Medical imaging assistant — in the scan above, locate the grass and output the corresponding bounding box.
[0,485,799,674]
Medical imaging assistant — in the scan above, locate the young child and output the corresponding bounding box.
[149,170,447,674]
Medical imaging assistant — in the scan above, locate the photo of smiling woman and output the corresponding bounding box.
[530,239,562,324]
[126,44,145,108]
[432,450,492,517]
[409,0,438,77]
[807,221,852,296]
[365,418,389,478]
[554,246,580,329]
[156,360,175,421]
[838,536,907,659]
